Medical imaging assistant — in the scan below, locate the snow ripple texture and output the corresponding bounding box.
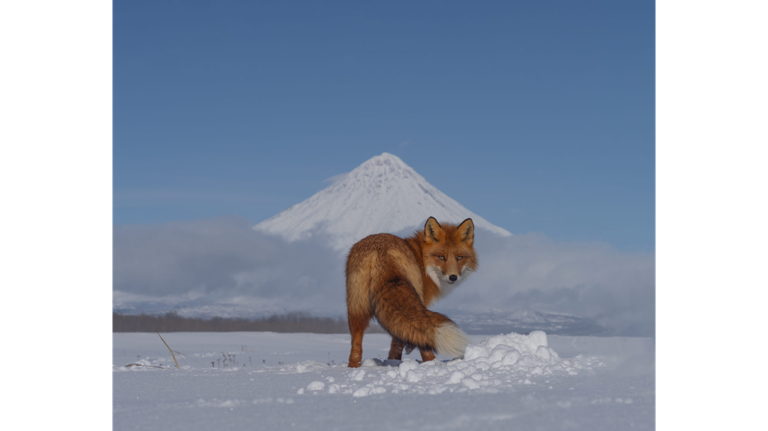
[254,153,511,250]
[299,331,604,397]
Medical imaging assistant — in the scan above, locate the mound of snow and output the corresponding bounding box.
[292,360,326,374]
[464,330,557,364]
[296,331,604,397]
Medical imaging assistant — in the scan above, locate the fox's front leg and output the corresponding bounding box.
[388,337,405,360]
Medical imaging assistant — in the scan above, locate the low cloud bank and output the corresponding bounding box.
[114,217,654,336]
[114,217,347,316]
[434,230,655,336]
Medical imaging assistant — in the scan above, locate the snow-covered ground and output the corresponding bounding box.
[113,331,654,430]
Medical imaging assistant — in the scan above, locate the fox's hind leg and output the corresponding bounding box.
[347,313,370,368]
[388,337,405,360]
[419,348,436,362]
[392,337,432,361]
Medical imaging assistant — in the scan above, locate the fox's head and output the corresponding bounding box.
[421,217,478,296]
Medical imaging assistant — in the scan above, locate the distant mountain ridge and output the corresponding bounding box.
[254,153,511,250]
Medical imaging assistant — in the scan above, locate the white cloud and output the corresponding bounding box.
[436,231,655,335]
[114,217,654,335]
[322,172,349,185]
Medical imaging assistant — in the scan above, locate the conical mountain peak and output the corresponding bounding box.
[255,153,511,250]
[345,153,417,181]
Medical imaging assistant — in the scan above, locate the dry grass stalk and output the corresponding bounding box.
[157,332,180,369]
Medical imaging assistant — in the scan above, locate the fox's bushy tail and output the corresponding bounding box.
[371,277,469,358]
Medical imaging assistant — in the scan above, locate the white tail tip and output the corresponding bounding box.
[434,323,469,358]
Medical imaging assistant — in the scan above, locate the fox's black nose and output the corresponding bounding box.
[449,275,458,282]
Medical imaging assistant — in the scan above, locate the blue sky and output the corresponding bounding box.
[115,0,654,251]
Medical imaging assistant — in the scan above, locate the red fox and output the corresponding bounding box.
[345,217,477,367]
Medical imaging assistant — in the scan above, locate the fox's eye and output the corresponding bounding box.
[438,256,445,261]
[456,256,463,261]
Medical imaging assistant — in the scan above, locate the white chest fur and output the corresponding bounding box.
[426,265,467,299]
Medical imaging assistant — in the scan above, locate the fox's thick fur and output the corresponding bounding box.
[345,217,477,368]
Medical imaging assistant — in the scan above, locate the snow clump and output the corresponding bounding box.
[298,331,603,397]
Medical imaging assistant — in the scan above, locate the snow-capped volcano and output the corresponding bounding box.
[254,153,511,250]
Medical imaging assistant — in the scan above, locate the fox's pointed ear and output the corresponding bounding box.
[456,218,474,246]
[424,217,444,244]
